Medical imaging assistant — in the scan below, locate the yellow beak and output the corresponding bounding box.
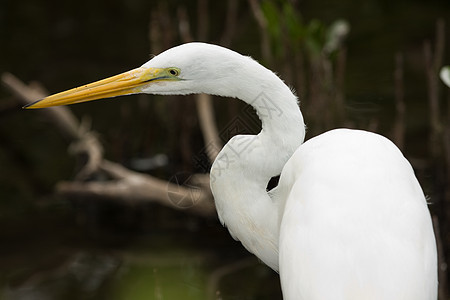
[24,67,169,109]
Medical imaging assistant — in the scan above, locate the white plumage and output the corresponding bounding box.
[278,129,437,299]
[27,42,438,300]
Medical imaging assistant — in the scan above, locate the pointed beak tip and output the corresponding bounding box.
[22,100,42,109]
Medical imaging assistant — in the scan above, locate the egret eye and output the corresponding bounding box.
[168,68,180,76]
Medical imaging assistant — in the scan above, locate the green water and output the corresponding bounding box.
[0,207,281,300]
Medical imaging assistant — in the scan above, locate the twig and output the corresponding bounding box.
[220,0,239,47]
[1,73,82,141]
[2,72,103,179]
[433,216,449,300]
[178,4,222,163]
[149,10,162,54]
[197,0,209,41]
[334,47,347,125]
[196,93,222,161]
[247,0,272,65]
[424,19,445,158]
[58,160,215,217]
[424,40,441,157]
[392,52,405,150]
[177,7,193,43]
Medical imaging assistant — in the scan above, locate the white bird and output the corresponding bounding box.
[26,42,438,299]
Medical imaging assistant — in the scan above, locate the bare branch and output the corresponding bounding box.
[177,4,222,163]
[197,0,209,41]
[424,20,446,158]
[247,0,272,65]
[220,0,239,47]
[58,160,215,217]
[196,93,222,161]
[2,72,82,141]
[433,216,449,300]
[334,47,347,125]
[392,52,405,150]
[177,6,194,43]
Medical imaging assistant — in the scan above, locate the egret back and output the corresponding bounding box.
[277,129,437,300]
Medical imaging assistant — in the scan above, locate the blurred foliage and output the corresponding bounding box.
[261,0,331,57]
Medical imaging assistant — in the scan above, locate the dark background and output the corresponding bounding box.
[1,0,449,299]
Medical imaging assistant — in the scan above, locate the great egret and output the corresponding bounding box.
[26,42,437,299]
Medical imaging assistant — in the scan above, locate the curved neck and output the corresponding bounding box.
[210,64,305,271]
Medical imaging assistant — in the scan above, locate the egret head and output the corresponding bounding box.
[25,43,252,109]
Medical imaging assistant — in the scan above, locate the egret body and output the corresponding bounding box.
[26,43,438,299]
